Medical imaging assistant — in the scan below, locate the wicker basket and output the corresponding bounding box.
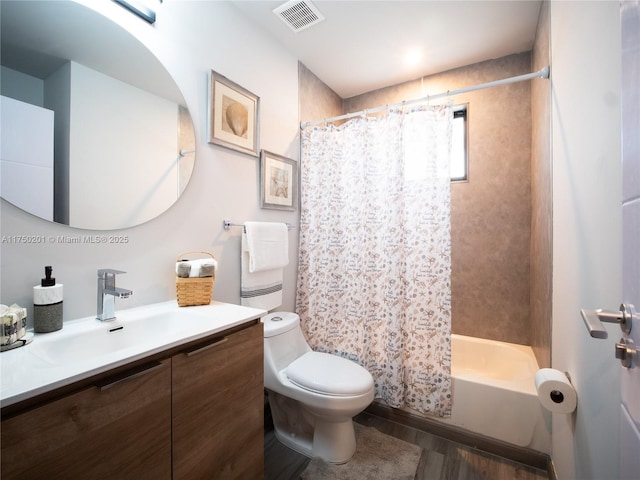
[176,251,215,307]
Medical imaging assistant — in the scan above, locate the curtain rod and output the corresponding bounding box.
[300,65,550,129]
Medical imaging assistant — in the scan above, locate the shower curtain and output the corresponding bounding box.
[297,105,453,416]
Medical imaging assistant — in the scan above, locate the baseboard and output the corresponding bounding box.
[365,403,551,473]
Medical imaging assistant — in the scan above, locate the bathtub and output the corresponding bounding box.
[407,334,551,453]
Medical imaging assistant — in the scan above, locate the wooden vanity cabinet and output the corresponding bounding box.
[172,321,264,479]
[0,358,172,480]
[1,320,264,480]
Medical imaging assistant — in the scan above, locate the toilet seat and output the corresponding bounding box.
[285,351,373,397]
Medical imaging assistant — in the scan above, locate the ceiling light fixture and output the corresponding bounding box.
[404,49,423,67]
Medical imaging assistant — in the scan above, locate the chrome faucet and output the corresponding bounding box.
[97,269,133,321]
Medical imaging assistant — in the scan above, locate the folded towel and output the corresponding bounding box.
[176,258,218,278]
[240,233,282,310]
[1,304,27,346]
[176,262,191,278]
[244,222,289,273]
[199,263,215,277]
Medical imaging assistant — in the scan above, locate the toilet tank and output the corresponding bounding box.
[262,312,311,374]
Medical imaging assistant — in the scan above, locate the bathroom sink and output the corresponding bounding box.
[29,312,185,364]
[1,300,267,408]
[27,302,241,366]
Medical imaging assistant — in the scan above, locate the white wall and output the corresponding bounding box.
[550,1,622,479]
[0,0,300,322]
[0,66,45,105]
[0,96,54,221]
[68,61,180,230]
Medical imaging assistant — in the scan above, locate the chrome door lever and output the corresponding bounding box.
[580,304,635,339]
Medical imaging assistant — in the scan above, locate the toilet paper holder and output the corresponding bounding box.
[551,371,573,403]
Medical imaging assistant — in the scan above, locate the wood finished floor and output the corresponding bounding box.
[264,411,549,480]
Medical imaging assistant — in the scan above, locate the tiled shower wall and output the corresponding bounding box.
[298,63,343,124]
[300,21,551,353]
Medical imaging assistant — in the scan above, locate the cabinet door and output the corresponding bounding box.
[172,322,264,479]
[1,359,172,480]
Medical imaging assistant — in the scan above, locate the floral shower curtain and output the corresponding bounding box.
[296,105,453,416]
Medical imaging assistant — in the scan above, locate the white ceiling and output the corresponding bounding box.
[231,0,543,98]
[2,1,543,102]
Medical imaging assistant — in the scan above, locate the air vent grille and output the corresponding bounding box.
[273,0,325,33]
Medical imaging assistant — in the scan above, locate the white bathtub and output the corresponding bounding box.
[407,334,551,453]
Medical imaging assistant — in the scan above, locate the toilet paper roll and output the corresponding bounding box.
[535,368,577,414]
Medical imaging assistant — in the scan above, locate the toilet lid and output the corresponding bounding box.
[285,352,373,396]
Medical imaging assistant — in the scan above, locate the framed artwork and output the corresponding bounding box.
[260,150,297,211]
[208,70,259,156]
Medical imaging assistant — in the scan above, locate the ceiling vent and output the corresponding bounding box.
[273,0,325,33]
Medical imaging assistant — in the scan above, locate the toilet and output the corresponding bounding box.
[262,312,375,464]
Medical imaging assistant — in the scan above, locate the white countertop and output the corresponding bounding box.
[0,301,266,408]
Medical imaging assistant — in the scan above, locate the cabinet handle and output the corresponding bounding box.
[96,361,164,391]
[184,337,229,357]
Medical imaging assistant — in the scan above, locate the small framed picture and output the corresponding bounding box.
[260,150,297,211]
[208,70,259,156]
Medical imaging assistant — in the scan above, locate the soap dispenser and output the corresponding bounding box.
[33,266,63,333]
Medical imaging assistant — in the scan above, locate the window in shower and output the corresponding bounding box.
[451,105,468,182]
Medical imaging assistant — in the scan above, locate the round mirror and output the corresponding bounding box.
[0,0,195,230]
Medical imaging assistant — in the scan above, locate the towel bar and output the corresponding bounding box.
[223,219,295,231]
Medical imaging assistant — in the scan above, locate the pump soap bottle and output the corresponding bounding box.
[33,266,63,333]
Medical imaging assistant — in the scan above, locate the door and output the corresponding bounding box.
[620,1,640,478]
[581,4,640,477]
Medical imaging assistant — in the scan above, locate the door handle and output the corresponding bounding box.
[580,303,635,339]
[96,361,164,391]
[184,336,229,357]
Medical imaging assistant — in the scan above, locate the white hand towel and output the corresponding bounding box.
[240,233,283,310]
[244,222,289,273]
